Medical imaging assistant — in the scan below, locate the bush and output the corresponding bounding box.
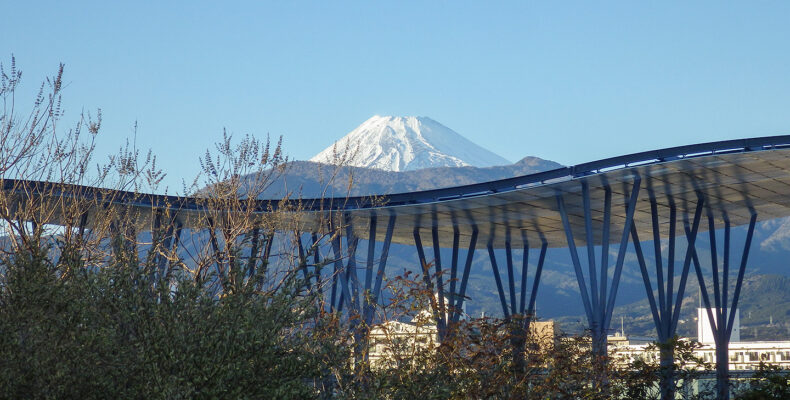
[0,241,342,399]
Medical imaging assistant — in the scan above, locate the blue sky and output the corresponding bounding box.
[4,1,790,192]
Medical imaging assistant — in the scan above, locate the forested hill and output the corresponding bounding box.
[251,156,561,199]
[557,274,790,341]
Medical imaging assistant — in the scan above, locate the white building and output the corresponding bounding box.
[697,308,740,344]
[611,308,790,371]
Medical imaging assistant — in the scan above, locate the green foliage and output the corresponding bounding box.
[612,337,714,399]
[735,363,790,399]
[0,243,342,399]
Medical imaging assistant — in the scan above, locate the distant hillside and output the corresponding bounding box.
[253,156,562,199]
[556,274,790,341]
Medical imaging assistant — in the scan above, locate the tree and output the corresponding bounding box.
[0,56,351,399]
[734,363,790,399]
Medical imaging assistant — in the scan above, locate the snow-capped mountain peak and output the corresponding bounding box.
[310,115,510,172]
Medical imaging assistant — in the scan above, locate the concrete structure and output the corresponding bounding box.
[699,308,740,344]
[613,338,790,371]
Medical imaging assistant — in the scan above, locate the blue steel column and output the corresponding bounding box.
[151,211,162,273]
[158,222,175,282]
[78,212,88,237]
[519,233,530,316]
[582,182,600,333]
[207,217,224,284]
[311,232,322,298]
[487,241,511,320]
[246,227,260,277]
[485,229,548,367]
[556,194,594,326]
[505,232,517,316]
[363,214,377,322]
[525,239,547,332]
[329,223,341,311]
[691,211,757,400]
[598,187,612,334]
[259,232,274,285]
[352,213,397,362]
[631,196,704,400]
[344,215,362,314]
[169,222,183,273]
[414,228,444,339]
[431,223,447,336]
[603,179,641,334]
[296,233,310,282]
[452,227,478,324]
[556,176,641,360]
[449,226,460,318]
[365,214,395,326]
[329,221,354,314]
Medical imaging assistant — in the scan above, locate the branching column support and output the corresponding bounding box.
[691,210,757,400]
[556,177,641,363]
[251,231,274,291]
[152,211,179,286]
[329,216,358,314]
[78,211,88,239]
[328,213,395,318]
[207,217,224,285]
[311,232,323,299]
[246,227,261,278]
[486,231,548,369]
[362,214,395,327]
[485,234,548,324]
[449,225,479,326]
[414,226,444,341]
[413,215,485,342]
[296,232,311,282]
[150,210,164,285]
[297,231,328,300]
[168,222,183,276]
[327,213,395,364]
[631,195,704,400]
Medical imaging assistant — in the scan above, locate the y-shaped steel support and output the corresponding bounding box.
[690,211,757,400]
[556,177,641,360]
[631,195,704,400]
[486,230,548,367]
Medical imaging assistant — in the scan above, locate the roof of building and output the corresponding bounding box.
[6,135,790,249]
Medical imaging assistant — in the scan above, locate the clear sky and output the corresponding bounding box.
[4,1,790,192]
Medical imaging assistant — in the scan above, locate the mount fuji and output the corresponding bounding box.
[310,115,511,172]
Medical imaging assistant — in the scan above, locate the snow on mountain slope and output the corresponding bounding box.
[310,116,511,171]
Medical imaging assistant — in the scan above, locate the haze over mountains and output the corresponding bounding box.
[264,115,790,340]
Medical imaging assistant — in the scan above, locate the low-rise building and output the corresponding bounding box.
[610,308,790,370]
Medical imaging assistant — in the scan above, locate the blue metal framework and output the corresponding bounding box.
[556,177,642,357]
[691,211,757,400]
[630,195,705,399]
[485,233,547,325]
[7,135,790,399]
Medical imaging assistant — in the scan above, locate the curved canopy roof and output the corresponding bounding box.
[6,135,790,249]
